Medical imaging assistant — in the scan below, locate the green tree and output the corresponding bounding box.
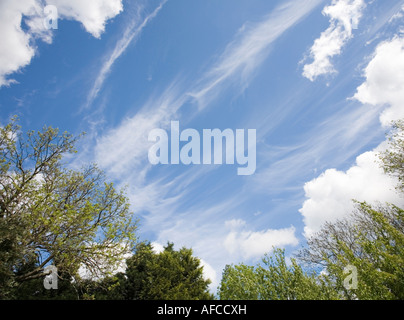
[297,119,404,300]
[380,119,404,192]
[144,243,213,300]
[0,117,138,299]
[219,263,260,300]
[11,261,79,300]
[88,242,214,300]
[218,248,338,300]
[123,242,155,300]
[298,202,404,300]
[218,120,404,301]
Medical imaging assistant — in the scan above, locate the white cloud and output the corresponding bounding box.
[0,0,44,87]
[251,99,382,193]
[303,0,366,81]
[189,0,323,109]
[0,0,123,88]
[300,148,403,238]
[151,241,164,254]
[87,0,321,289]
[389,4,404,23]
[85,0,167,109]
[354,36,404,126]
[94,82,186,178]
[46,0,123,39]
[92,0,322,176]
[301,33,404,239]
[223,219,298,260]
[224,219,247,229]
[94,112,158,176]
[200,259,218,291]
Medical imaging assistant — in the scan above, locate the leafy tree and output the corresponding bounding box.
[219,120,404,300]
[380,119,404,192]
[297,202,404,300]
[296,119,404,300]
[88,242,214,300]
[11,261,79,300]
[0,117,138,298]
[219,263,260,300]
[218,248,338,300]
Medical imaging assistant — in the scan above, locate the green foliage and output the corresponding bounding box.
[219,263,260,300]
[218,248,338,300]
[122,242,155,300]
[86,242,214,300]
[12,263,79,300]
[219,203,404,300]
[3,116,404,300]
[305,202,404,300]
[219,119,404,301]
[144,243,213,300]
[380,119,404,192]
[0,117,138,298]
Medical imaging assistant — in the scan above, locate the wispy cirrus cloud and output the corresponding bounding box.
[250,94,383,196]
[88,0,325,288]
[93,0,324,178]
[188,0,323,109]
[84,0,167,110]
[93,80,185,178]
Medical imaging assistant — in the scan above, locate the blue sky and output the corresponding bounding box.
[1,0,404,290]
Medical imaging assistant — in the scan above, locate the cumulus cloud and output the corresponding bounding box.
[353,36,404,126]
[223,219,298,260]
[0,0,122,87]
[300,149,403,238]
[151,242,165,254]
[301,32,404,239]
[47,0,123,39]
[0,0,43,87]
[302,0,366,81]
[199,259,217,288]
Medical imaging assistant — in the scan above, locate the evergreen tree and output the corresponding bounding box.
[88,242,214,300]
